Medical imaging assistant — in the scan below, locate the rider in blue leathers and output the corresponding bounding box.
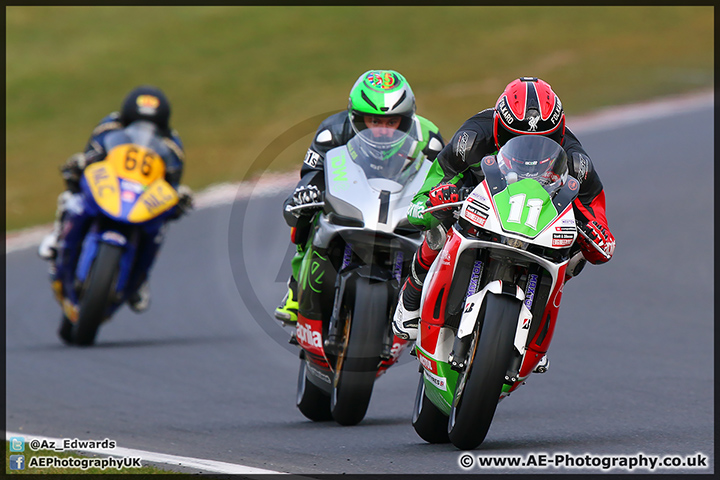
[39,86,193,316]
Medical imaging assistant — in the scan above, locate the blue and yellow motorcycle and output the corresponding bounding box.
[53,122,180,346]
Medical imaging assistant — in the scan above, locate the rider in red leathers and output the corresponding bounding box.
[392,77,616,350]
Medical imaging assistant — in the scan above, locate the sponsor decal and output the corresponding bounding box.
[101,231,127,245]
[568,178,579,191]
[554,281,564,308]
[365,71,398,90]
[441,252,453,266]
[466,260,483,297]
[528,114,540,132]
[308,255,325,293]
[121,190,136,203]
[136,95,159,115]
[407,201,424,220]
[575,154,589,182]
[303,149,321,168]
[524,274,538,310]
[306,363,332,384]
[467,195,489,210]
[417,349,438,374]
[484,156,495,166]
[455,132,469,161]
[464,209,487,227]
[331,152,348,185]
[296,322,323,349]
[498,97,514,124]
[423,369,447,391]
[552,233,575,247]
[120,179,145,194]
[389,342,405,359]
[467,205,487,217]
[555,226,576,232]
[550,98,563,125]
[392,251,404,284]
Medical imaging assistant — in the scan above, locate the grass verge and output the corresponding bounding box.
[6,6,714,231]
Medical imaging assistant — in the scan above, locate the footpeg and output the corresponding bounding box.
[533,355,549,374]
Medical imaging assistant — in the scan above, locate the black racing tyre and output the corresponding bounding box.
[448,293,521,450]
[73,243,123,346]
[296,358,333,421]
[330,277,388,426]
[412,372,450,443]
[58,315,74,345]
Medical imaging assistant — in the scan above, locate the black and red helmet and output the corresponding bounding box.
[493,77,565,151]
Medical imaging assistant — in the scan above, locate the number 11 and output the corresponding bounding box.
[507,194,543,230]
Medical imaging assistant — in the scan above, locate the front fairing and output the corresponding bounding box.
[459,155,580,253]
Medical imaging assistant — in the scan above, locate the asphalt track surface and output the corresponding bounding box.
[5,97,714,475]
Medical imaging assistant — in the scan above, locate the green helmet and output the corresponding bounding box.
[347,70,417,138]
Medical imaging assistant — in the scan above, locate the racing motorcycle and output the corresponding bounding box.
[286,127,429,426]
[52,121,180,346]
[410,135,608,449]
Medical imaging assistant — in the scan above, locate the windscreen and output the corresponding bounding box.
[345,128,421,185]
[496,135,568,193]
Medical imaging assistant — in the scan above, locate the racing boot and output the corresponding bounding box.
[392,283,420,341]
[274,276,298,325]
[38,191,73,261]
[128,281,151,313]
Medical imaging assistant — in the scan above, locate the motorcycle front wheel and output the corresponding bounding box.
[448,293,520,450]
[73,243,123,346]
[330,277,388,426]
[296,353,333,421]
[412,373,450,443]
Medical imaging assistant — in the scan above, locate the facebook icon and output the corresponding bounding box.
[10,455,25,470]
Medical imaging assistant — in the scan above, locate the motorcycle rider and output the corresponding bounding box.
[275,69,445,324]
[38,85,194,313]
[392,76,616,347]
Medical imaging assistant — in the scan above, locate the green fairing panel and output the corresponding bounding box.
[493,179,558,238]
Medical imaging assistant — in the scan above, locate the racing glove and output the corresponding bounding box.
[60,153,87,192]
[168,185,194,220]
[426,183,460,221]
[290,185,323,217]
[577,219,615,264]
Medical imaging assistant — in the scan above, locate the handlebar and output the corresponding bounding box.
[418,201,465,216]
[576,226,612,260]
[285,202,325,214]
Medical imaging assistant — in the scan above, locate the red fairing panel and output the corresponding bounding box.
[419,229,462,355]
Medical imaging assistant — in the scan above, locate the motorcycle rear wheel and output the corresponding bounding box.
[448,293,520,450]
[330,277,388,426]
[73,243,123,346]
[412,373,450,443]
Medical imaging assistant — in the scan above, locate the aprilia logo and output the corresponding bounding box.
[297,323,322,348]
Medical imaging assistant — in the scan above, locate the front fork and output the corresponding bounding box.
[325,263,398,362]
[448,280,531,375]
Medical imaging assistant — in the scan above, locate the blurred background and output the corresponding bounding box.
[6,6,714,231]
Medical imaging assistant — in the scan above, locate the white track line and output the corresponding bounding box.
[5,88,713,255]
[6,431,285,475]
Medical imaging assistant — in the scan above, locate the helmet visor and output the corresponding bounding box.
[347,127,419,184]
[497,135,568,193]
